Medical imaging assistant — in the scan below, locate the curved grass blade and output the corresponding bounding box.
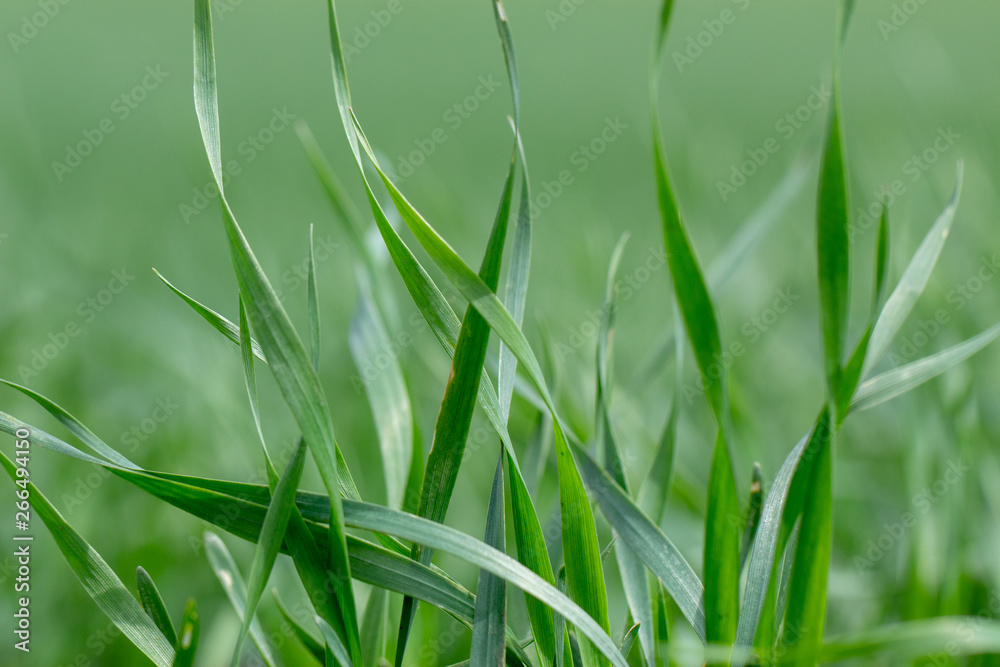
[572,445,706,642]
[0,379,138,470]
[319,615,356,667]
[154,268,265,361]
[232,440,308,666]
[851,322,1000,412]
[172,600,199,667]
[348,271,413,510]
[862,163,964,377]
[471,451,508,667]
[0,413,539,665]
[0,451,175,666]
[137,566,179,647]
[192,1,360,656]
[872,204,890,317]
[275,590,326,664]
[203,531,277,666]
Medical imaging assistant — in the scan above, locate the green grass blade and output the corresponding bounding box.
[172,600,199,667]
[738,464,764,570]
[308,225,321,370]
[153,268,265,361]
[318,615,356,667]
[573,445,706,642]
[203,531,278,666]
[275,591,326,664]
[872,204,890,316]
[636,396,678,526]
[192,0,360,655]
[703,432,740,657]
[732,410,829,667]
[815,99,851,407]
[348,272,413,509]
[232,440,308,666]
[851,322,1000,412]
[238,297,268,454]
[0,451,175,666]
[620,623,640,660]
[0,379,139,469]
[778,427,833,667]
[361,588,389,667]
[862,163,964,377]
[471,451,508,667]
[137,566,179,647]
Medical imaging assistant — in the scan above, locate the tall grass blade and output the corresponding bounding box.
[704,432,740,658]
[361,588,389,667]
[318,615,356,667]
[192,0,360,655]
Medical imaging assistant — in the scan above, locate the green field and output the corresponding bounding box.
[2,0,1000,665]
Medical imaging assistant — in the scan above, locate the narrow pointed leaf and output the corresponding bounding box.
[172,600,199,667]
[704,432,740,657]
[471,451,508,667]
[137,566,179,647]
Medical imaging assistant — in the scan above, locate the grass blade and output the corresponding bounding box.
[361,588,389,667]
[307,225,321,369]
[0,451,175,666]
[137,566,179,647]
[232,440,308,666]
[778,430,833,667]
[348,271,413,509]
[815,99,851,407]
[851,322,1000,412]
[573,445,706,641]
[192,0,360,656]
[862,163,964,377]
[203,531,277,666]
[471,451,508,667]
[318,615,356,667]
[172,600,199,667]
[703,432,740,658]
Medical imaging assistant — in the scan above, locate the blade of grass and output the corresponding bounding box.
[192,0,360,657]
[572,445,706,641]
[172,600,199,667]
[0,451,175,667]
[862,163,964,377]
[137,566,179,647]
[348,271,413,510]
[851,322,1000,412]
[231,440,308,666]
[704,432,740,659]
[471,450,508,667]
[274,590,326,664]
[307,225,321,369]
[203,531,278,666]
[361,588,389,667]
[318,615,356,667]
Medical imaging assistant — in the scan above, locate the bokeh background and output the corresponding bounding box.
[2,0,999,664]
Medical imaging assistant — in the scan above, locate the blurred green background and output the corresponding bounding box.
[2,0,999,664]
